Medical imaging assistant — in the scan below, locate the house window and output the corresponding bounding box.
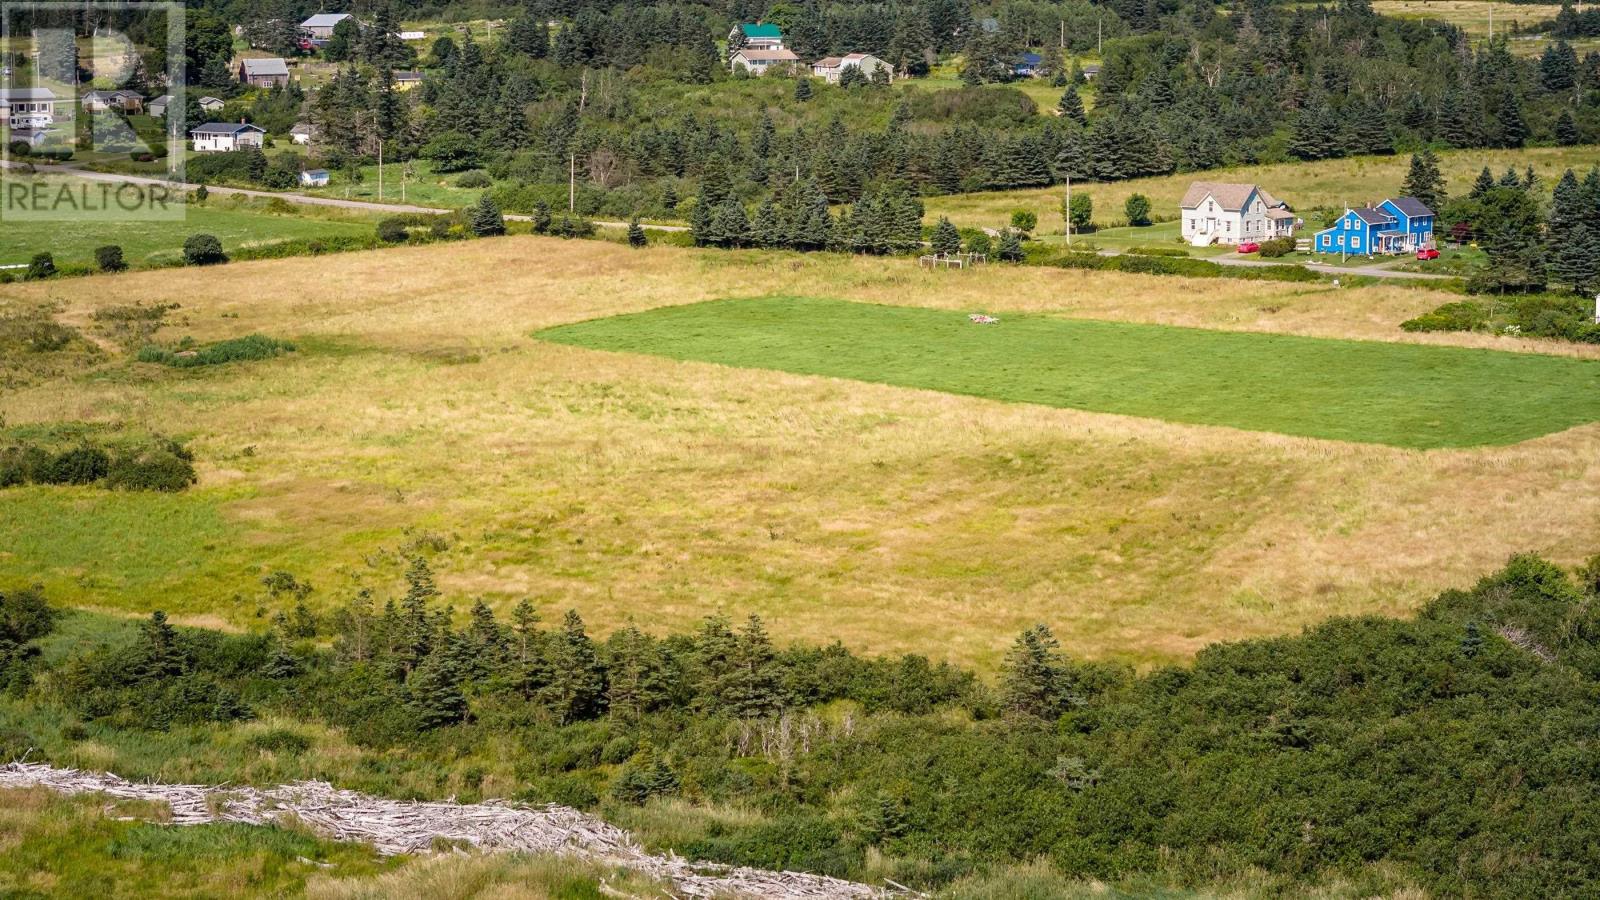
[1351,237,1361,249]
[1337,236,1344,247]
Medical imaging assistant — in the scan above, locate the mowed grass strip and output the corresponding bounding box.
[539,296,1600,449]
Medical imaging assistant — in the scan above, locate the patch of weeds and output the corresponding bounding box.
[137,334,295,368]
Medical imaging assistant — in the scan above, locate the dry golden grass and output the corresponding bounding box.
[924,145,1600,232]
[3,238,1598,669]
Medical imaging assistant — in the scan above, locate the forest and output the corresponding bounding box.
[5,552,1600,895]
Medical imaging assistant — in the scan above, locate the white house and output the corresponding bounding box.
[299,168,330,187]
[81,89,143,113]
[1179,181,1297,247]
[289,121,315,144]
[730,47,799,75]
[190,122,265,152]
[0,87,61,128]
[198,96,225,112]
[300,12,354,42]
[811,53,891,84]
[148,94,174,117]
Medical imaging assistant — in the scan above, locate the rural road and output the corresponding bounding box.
[0,160,689,231]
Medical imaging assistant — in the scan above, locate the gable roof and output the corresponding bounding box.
[198,96,224,106]
[0,87,56,101]
[190,122,264,135]
[82,89,140,101]
[739,23,782,38]
[734,48,798,62]
[241,57,290,76]
[290,121,315,133]
[1180,181,1260,212]
[1385,196,1434,218]
[813,56,844,67]
[1350,207,1395,226]
[301,12,353,28]
[150,94,173,106]
[1019,52,1044,66]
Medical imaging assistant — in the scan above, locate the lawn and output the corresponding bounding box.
[924,145,1600,232]
[539,296,1600,449]
[3,238,1598,668]
[0,182,377,268]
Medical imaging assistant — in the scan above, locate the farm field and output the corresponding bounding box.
[925,144,1600,231]
[3,237,1598,669]
[539,296,1600,449]
[0,182,378,268]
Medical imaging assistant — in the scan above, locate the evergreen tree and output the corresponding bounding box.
[627,217,648,248]
[532,200,553,234]
[325,17,359,62]
[1471,166,1496,199]
[1555,110,1581,146]
[1540,40,1579,94]
[1057,86,1087,125]
[1288,100,1339,160]
[794,78,813,102]
[408,646,468,728]
[541,610,605,723]
[604,625,669,723]
[997,229,1025,261]
[1493,89,1529,148]
[1470,185,1547,293]
[931,216,962,255]
[1460,621,1484,658]
[509,599,541,664]
[1400,149,1446,209]
[750,198,782,248]
[469,194,506,236]
[1000,624,1066,718]
[726,615,783,717]
[398,556,439,675]
[1435,86,1483,149]
[505,15,550,59]
[136,610,187,680]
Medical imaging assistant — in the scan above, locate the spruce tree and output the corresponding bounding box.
[751,198,782,248]
[1555,110,1581,146]
[469,194,506,236]
[532,200,553,234]
[931,216,962,255]
[999,624,1066,718]
[794,78,813,102]
[604,624,669,723]
[997,229,1025,262]
[136,610,187,680]
[541,610,605,723]
[1056,86,1087,125]
[1400,149,1446,209]
[1471,167,1496,199]
[408,646,468,729]
[726,615,783,717]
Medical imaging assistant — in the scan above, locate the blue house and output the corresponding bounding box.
[1015,52,1045,77]
[1313,197,1436,256]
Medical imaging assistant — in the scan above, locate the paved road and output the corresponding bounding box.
[0,160,689,231]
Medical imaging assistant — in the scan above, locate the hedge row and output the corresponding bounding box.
[1031,248,1325,283]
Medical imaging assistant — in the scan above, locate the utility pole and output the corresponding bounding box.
[568,153,575,211]
[1064,173,1072,247]
[1059,20,1064,49]
[1097,17,1102,56]
[377,137,383,201]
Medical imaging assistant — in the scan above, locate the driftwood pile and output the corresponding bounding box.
[0,762,915,899]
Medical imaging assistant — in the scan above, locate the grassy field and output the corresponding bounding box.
[539,296,1600,449]
[0,182,378,268]
[925,145,1600,232]
[2,237,1598,669]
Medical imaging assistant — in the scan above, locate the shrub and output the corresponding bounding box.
[376,217,409,243]
[138,334,295,368]
[183,234,226,266]
[7,140,30,157]
[456,170,492,188]
[40,446,110,485]
[26,253,55,280]
[106,441,197,492]
[1258,236,1297,258]
[95,245,127,273]
[1009,210,1037,234]
[1124,193,1152,227]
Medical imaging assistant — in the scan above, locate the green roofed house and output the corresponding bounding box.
[728,22,784,50]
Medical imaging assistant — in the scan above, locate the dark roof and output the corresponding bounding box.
[303,168,329,176]
[1386,196,1434,218]
[1018,52,1044,66]
[190,122,264,135]
[1351,208,1395,226]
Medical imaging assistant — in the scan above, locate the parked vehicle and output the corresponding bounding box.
[1416,248,1440,261]
[1237,242,1260,254]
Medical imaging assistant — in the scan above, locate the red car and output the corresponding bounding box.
[1416,248,1440,260]
[1237,242,1260,254]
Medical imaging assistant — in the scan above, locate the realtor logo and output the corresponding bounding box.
[1,0,185,221]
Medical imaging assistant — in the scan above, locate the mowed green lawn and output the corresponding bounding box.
[0,190,376,268]
[539,296,1600,449]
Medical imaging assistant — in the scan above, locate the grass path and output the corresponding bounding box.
[539,296,1600,449]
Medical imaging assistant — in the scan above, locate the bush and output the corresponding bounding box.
[1009,210,1037,234]
[1124,193,1152,227]
[1258,236,1297,258]
[40,446,110,485]
[137,334,295,368]
[95,245,127,273]
[456,170,492,188]
[376,217,409,243]
[106,440,197,492]
[7,140,31,157]
[26,253,55,280]
[183,234,226,266]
